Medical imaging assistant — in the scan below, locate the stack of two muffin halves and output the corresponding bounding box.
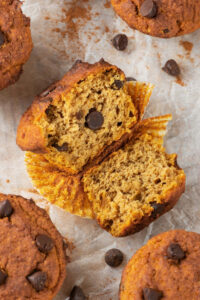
[16,59,185,237]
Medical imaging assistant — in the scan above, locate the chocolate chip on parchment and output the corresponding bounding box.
[167,243,185,261]
[140,0,157,18]
[0,200,13,218]
[105,248,123,267]
[112,34,128,51]
[126,77,136,82]
[111,80,124,90]
[85,110,104,130]
[27,271,47,292]
[150,202,164,218]
[0,31,5,47]
[143,287,163,300]
[0,269,7,285]
[36,234,54,253]
[53,143,69,152]
[162,59,180,76]
[70,286,86,300]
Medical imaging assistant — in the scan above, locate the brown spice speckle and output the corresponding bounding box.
[179,41,193,53]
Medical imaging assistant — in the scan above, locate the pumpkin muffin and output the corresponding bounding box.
[120,230,200,299]
[111,0,200,38]
[0,193,66,299]
[0,0,32,90]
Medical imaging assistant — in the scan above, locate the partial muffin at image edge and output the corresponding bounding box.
[0,193,66,299]
[0,0,32,91]
[111,0,200,38]
[120,230,200,299]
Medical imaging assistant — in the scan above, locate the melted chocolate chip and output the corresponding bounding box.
[105,248,123,267]
[163,28,169,34]
[0,31,5,47]
[111,80,124,90]
[70,286,86,300]
[143,287,163,300]
[162,59,180,76]
[0,269,7,285]
[53,143,69,152]
[167,243,185,261]
[150,202,165,218]
[27,271,47,292]
[36,234,54,253]
[140,0,157,18]
[0,200,13,218]
[85,110,104,130]
[112,34,128,51]
[126,77,136,82]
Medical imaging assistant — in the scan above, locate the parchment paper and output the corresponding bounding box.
[0,0,200,299]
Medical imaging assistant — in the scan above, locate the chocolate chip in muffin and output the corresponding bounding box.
[85,110,104,130]
[162,59,180,76]
[0,200,13,218]
[167,243,185,261]
[0,31,5,47]
[150,202,165,218]
[111,80,124,90]
[105,248,124,267]
[143,287,163,300]
[53,143,69,152]
[0,269,7,285]
[140,0,157,19]
[27,271,47,292]
[76,110,84,120]
[70,286,86,300]
[36,234,54,254]
[111,34,128,51]
[126,77,136,82]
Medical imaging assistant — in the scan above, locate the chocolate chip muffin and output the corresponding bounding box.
[120,230,200,299]
[0,193,66,299]
[0,0,32,90]
[111,0,200,38]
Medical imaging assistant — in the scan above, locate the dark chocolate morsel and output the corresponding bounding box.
[0,31,5,47]
[140,0,157,18]
[111,80,124,90]
[143,287,163,300]
[70,285,86,300]
[167,243,185,261]
[53,142,69,152]
[112,34,128,51]
[105,248,123,267]
[85,110,104,130]
[162,59,180,76]
[0,269,7,285]
[0,200,13,218]
[150,202,165,218]
[36,234,54,253]
[126,77,136,82]
[27,271,47,292]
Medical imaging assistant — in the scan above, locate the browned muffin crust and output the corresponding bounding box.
[0,193,66,299]
[111,0,200,38]
[120,230,200,299]
[0,0,32,90]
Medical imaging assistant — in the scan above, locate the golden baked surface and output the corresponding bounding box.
[120,230,200,299]
[0,0,32,90]
[0,193,66,299]
[111,0,200,38]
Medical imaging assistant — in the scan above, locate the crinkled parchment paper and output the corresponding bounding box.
[0,0,200,299]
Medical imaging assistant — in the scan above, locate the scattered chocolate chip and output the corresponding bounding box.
[167,243,185,261]
[0,269,7,285]
[162,59,180,76]
[150,202,164,218]
[76,110,84,120]
[140,0,157,18]
[70,286,86,300]
[0,31,5,47]
[111,34,128,51]
[111,80,124,90]
[27,271,47,292]
[105,248,123,267]
[126,77,136,82]
[85,110,104,130]
[53,142,69,152]
[0,200,13,218]
[129,111,134,117]
[163,28,169,34]
[36,234,54,253]
[143,287,163,300]
[117,122,122,126]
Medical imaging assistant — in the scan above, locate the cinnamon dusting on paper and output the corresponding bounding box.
[104,0,111,8]
[175,77,185,87]
[179,41,193,53]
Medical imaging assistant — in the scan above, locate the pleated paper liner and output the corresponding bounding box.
[25,81,157,218]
